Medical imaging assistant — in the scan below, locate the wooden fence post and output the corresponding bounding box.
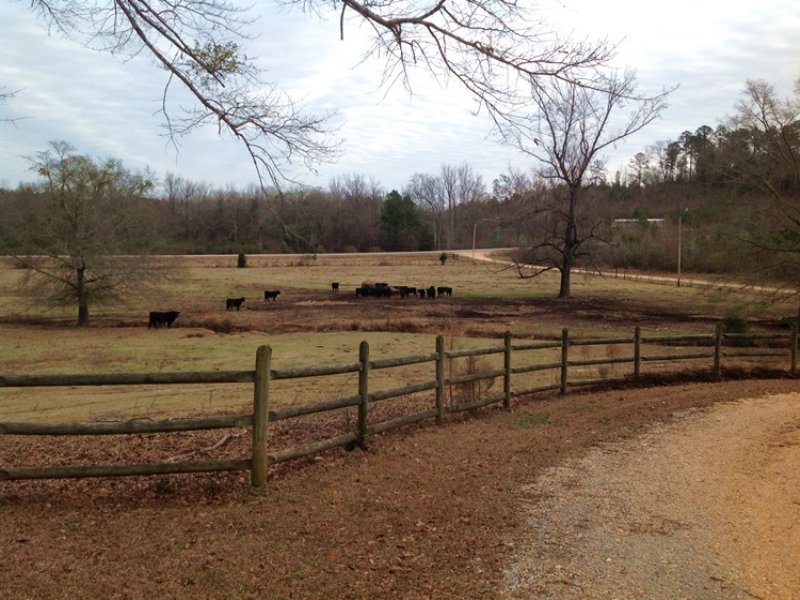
[358,341,369,449]
[792,322,798,376]
[634,326,642,379]
[435,335,445,424]
[713,323,722,379]
[251,345,271,488]
[503,331,512,409]
[560,328,569,395]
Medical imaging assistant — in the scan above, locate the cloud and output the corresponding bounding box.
[1,0,799,192]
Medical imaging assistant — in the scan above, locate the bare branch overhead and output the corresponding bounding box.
[26,0,615,191]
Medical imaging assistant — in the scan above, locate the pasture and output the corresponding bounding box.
[1,251,789,424]
[1,252,797,598]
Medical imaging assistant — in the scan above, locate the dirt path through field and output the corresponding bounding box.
[501,393,800,599]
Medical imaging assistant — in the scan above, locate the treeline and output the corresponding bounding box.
[0,171,784,276]
[1,79,797,281]
[0,165,519,255]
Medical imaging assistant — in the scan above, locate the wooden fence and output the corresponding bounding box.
[1,324,797,487]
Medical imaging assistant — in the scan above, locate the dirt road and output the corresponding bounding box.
[501,393,800,599]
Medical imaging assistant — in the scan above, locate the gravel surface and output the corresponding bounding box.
[501,393,800,600]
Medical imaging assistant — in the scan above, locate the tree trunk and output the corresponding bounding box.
[558,262,572,298]
[76,266,89,327]
[77,303,89,327]
[558,187,580,299]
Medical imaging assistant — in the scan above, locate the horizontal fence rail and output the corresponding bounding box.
[1,323,798,487]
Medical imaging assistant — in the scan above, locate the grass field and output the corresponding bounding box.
[1,252,794,423]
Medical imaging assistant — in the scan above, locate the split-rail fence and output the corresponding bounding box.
[1,324,797,487]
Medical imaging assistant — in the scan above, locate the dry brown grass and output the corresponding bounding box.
[1,253,796,425]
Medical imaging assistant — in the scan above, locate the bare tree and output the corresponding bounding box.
[407,163,485,249]
[328,173,383,250]
[722,78,800,289]
[24,0,615,190]
[5,142,153,326]
[406,172,446,249]
[492,165,536,201]
[726,78,800,198]
[498,70,671,297]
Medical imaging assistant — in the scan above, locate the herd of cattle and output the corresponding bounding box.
[350,283,453,299]
[148,282,453,328]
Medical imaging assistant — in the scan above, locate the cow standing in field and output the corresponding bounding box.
[437,286,453,297]
[331,282,339,292]
[264,290,281,301]
[226,297,246,310]
[148,311,180,329]
[395,286,417,298]
[426,286,436,299]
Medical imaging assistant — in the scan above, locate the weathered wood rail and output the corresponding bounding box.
[1,324,797,487]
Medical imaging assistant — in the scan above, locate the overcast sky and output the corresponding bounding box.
[1,0,799,194]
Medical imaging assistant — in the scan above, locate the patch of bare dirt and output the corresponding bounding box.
[0,283,702,334]
[2,379,798,599]
[14,292,719,339]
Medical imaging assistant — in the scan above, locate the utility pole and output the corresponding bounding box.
[677,212,682,287]
[677,208,687,287]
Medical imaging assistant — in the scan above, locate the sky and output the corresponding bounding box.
[1,0,799,194]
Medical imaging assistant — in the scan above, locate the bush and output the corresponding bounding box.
[236,253,247,268]
[721,314,748,334]
[448,356,495,409]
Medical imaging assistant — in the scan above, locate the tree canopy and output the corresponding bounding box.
[22,0,614,189]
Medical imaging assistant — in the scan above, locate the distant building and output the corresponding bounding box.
[613,218,665,227]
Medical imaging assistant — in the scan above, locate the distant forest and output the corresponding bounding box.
[2,80,798,281]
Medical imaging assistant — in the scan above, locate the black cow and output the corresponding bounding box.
[226,297,245,310]
[264,290,281,301]
[394,286,417,298]
[437,286,453,297]
[355,286,369,297]
[331,282,339,292]
[426,286,436,299]
[148,311,180,329]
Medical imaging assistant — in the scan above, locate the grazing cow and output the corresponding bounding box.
[437,286,453,297]
[356,283,393,298]
[426,286,436,299]
[331,282,339,292]
[395,286,417,298]
[148,310,180,329]
[226,297,246,311]
[264,290,281,301]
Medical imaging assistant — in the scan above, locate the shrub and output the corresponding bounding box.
[236,252,247,268]
[448,355,495,409]
[721,314,748,334]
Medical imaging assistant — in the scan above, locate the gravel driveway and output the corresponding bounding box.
[501,392,800,599]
